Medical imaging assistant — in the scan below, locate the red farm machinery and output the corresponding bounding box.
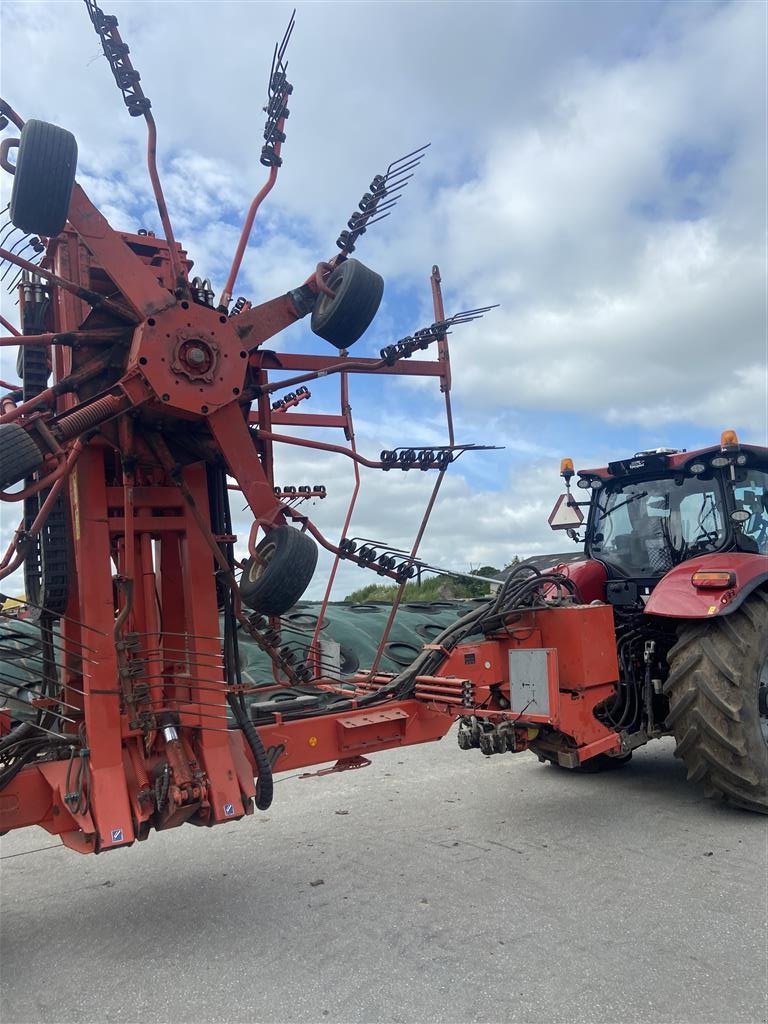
[0,4,765,855]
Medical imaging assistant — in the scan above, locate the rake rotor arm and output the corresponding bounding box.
[217,10,295,309]
[0,181,179,323]
[205,403,287,530]
[430,264,453,442]
[82,0,185,293]
[229,283,319,349]
[65,185,177,318]
[143,111,185,294]
[0,242,135,322]
[218,163,281,311]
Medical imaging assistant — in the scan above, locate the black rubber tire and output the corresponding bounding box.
[0,423,43,489]
[310,259,384,349]
[10,119,78,237]
[664,592,768,814]
[239,527,318,616]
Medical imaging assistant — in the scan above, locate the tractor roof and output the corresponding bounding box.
[576,434,767,485]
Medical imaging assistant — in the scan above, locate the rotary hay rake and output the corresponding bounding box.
[0,4,508,852]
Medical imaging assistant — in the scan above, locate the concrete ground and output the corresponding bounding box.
[1,734,766,1024]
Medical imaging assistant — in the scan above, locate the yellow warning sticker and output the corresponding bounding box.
[707,605,717,615]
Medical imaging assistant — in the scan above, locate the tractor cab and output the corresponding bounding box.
[551,432,768,592]
[542,432,767,809]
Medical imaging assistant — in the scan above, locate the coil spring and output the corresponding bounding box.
[55,394,126,441]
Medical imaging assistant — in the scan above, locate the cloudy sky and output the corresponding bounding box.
[1,0,766,599]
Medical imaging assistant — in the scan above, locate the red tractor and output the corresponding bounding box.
[516,436,767,812]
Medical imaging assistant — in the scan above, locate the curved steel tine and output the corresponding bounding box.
[353,211,390,232]
[0,224,23,249]
[6,267,25,294]
[0,239,34,281]
[276,9,296,66]
[385,143,430,176]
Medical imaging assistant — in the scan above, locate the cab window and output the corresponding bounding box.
[733,470,768,553]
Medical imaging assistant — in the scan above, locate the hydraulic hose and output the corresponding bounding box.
[227,693,273,810]
[212,465,274,811]
[0,719,34,751]
[249,565,580,724]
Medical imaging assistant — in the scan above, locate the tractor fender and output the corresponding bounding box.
[645,553,768,619]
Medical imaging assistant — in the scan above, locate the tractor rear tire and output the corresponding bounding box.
[311,259,384,349]
[239,527,318,616]
[664,591,768,814]
[10,119,78,237]
[0,423,43,489]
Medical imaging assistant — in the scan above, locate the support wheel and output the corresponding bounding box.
[664,592,768,814]
[239,527,318,616]
[311,259,384,349]
[0,423,43,489]
[10,119,78,237]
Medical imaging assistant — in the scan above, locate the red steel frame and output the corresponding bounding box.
[0,61,621,852]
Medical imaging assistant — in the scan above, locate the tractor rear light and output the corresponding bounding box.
[590,479,603,489]
[576,477,591,489]
[689,462,706,474]
[710,456,730,468]
[691,570,736,590]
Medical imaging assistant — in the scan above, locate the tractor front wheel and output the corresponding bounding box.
[664,591,768,814]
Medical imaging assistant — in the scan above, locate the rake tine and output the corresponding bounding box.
[357,211,392,230]
[385,142,430,175]
[0,224,23,249]
[0,628,100,667]
[1,241,35,282]
[276,8,296,66]
[7,267,25,294]
[0,674,81,712]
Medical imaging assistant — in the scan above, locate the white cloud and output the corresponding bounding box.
[1,0,766,601]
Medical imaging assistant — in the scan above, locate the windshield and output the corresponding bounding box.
[588,475,727,576]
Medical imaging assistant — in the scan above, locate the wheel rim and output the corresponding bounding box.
[247,541,276,584]
[759,657,768,747]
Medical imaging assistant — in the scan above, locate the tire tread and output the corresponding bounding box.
[664,596,768,813]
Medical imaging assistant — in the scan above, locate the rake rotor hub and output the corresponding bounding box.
[130,306,247,414]
[171,335,218,383]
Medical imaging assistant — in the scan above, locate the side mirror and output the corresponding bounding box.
[548,494,584,530]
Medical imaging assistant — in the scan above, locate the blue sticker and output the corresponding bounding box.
[224,803,235,817]
[111,828,124,843]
